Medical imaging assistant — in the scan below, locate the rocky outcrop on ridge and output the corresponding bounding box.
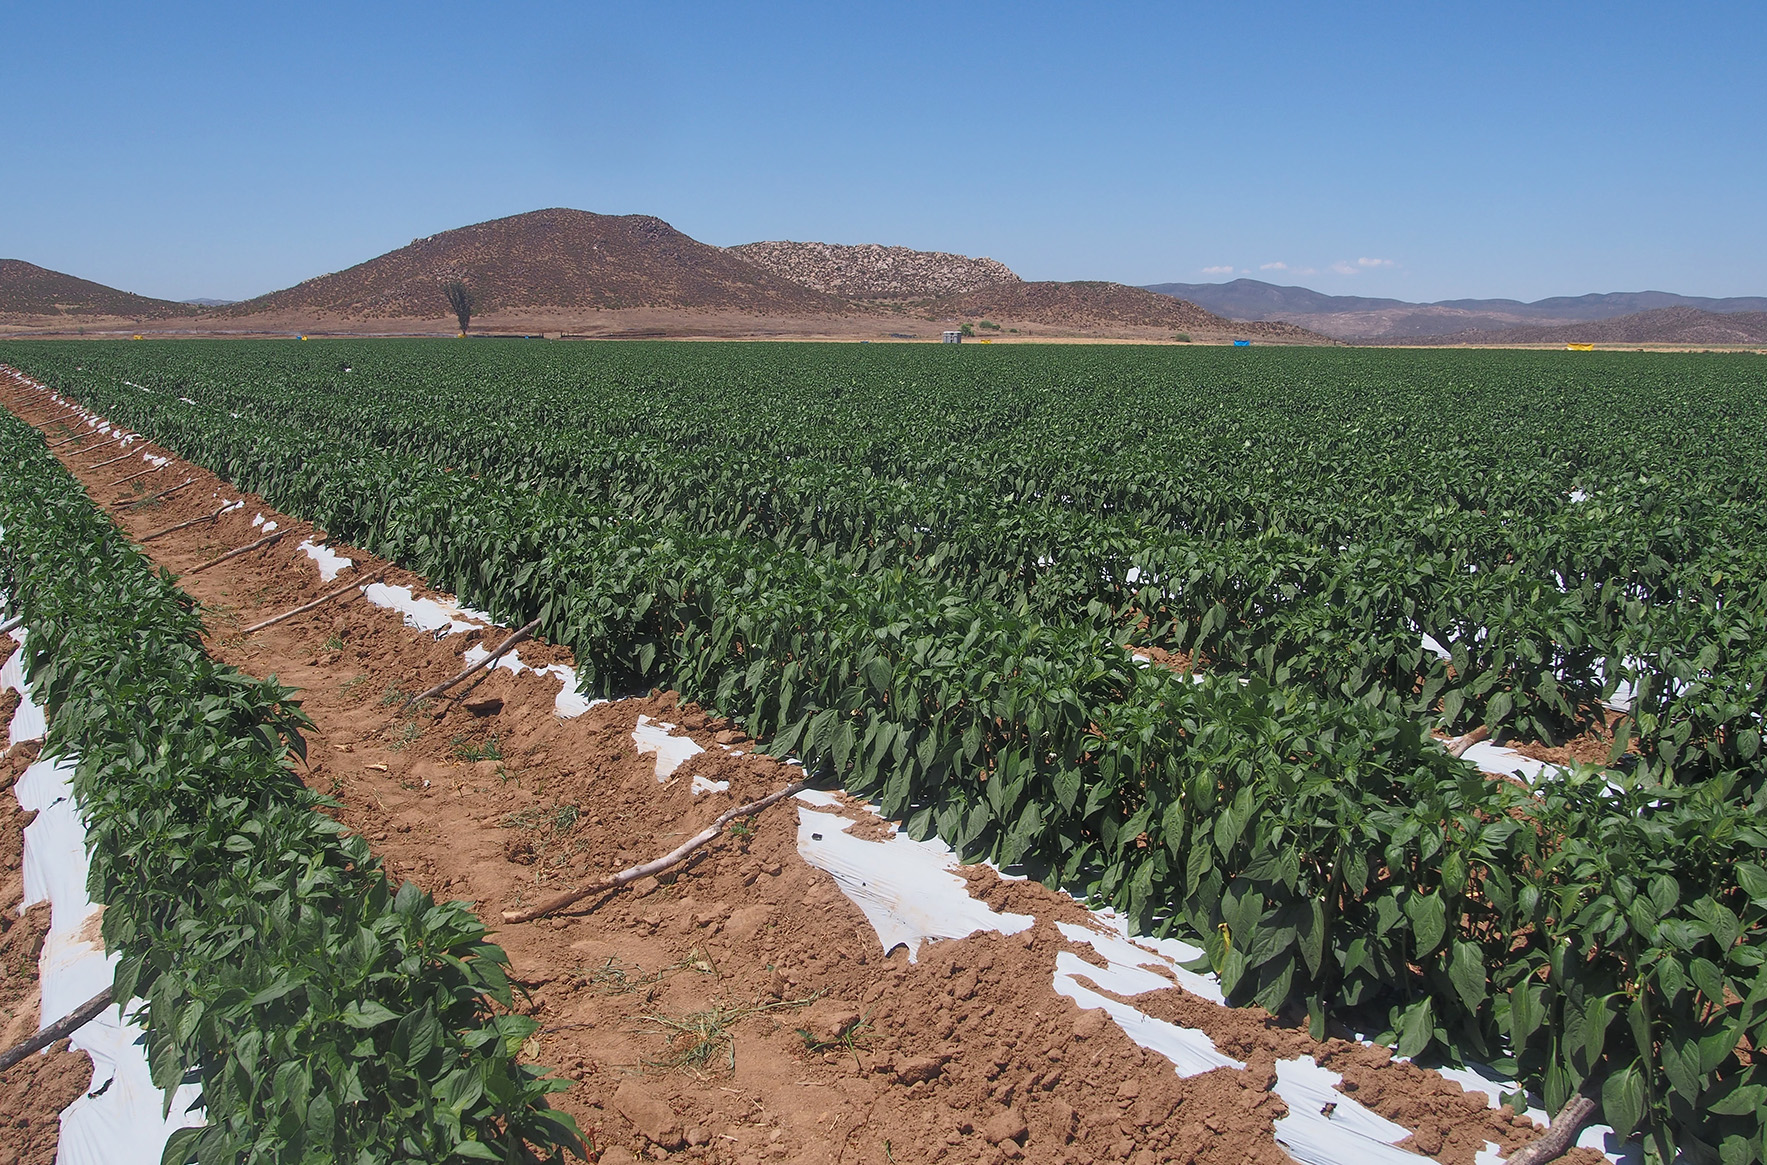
[727,240,1021,301]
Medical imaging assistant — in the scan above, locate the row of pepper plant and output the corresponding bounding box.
[0,407,582,1163]
[5,341,1765,1161]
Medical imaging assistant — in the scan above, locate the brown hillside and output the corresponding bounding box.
[1394,306,1767,346]
[727,240,1020,300]
[933,280,1332,341]
[0,260,190,319]
[224,209,846,320]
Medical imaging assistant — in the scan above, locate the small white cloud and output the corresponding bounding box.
[1330,261,1360,275]
[1260,261,1288,271]
[1200,265,1234,276]
[1357,257,1396,268]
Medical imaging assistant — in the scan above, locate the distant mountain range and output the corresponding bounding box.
[1372,306,1767,347]
[1,210,1327,343]
[1144,278,1767,341]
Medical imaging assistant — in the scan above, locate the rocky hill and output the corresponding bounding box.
[222,209,845,320]
[0,259,190,319]
[8,210,1332,340]
[1392,306,1767,346]
[727,240,1020,300]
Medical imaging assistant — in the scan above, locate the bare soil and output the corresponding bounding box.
[0,303,1316,345]
[0,368,1596,1165]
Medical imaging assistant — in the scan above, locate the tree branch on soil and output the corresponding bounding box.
[113,478,194,509]
[109,462,166,488]
[1447,725,1490,758]
[186,531,283,575]
[501,779,810,924]
[1505,1091,1598,1165]
[140,504,230,543]
[0,987,113,1072]
[241,566,391,634]
[402,618,541,711]
[85,444,140,471]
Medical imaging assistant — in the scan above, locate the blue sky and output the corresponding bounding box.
[3,1,1761,303]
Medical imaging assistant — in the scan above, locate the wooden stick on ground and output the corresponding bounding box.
[0,987,114,1073]
[47,432,94,449]
[1505,1092,1598,1165]
[110,462,166,488]
[20,405,79,424]
[502,779,810,924]
[436,651,506,713]
[186,531,282,575]
[140,504,230,543]
[1447,725,1491,758]
[402,617,541,711]
[113,478,194,509]
[241,566,390,635]
[85,449,142,477]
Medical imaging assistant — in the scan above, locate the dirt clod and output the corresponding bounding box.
[984,1108,1030,1145]
[613,1079,683,1149]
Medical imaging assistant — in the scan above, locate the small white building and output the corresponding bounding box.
[941,330,963,344]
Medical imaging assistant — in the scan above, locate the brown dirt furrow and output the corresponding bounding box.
[0,367,1592,1165]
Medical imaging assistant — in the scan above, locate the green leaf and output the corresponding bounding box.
[1297,899,1325,977]
[450,1141,504,1161]
[161,1125,205,1165]
[343,1000,401,1028]
[1600,1064,1645,1135]
[1396,997,1434,1059]
[1736,862,1767,906]
[1509,982,1546,1048]
[1406,891,1448,955]
[1448,941,1486,1015]
[1707,1083,1767,1116]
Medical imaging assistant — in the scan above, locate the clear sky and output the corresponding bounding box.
[3,1,1761,304]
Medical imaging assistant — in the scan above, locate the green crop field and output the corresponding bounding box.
[6,339,1766,1160]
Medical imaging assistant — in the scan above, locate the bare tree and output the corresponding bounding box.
[443,280,475,334]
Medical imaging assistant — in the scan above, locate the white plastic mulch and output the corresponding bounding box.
[794,802,1033,963]
[5,626,205,1164]
[789,780,1639,1165]
[289,540,601,718]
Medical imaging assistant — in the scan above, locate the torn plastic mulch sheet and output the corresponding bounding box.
[460,641,601,719]
[1270,1055,1432,1165]
[630,715,725,793]
[1051,944,1242,1076]
[292,540,603,717]
[793,803,1033,962]
[361,581,490,636]
[296,539,354,583]
[5,629,205,1163]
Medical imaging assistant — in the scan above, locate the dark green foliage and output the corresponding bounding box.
[0,417,582,1163]
[7,340,1767,1160]
[443,281,474,333]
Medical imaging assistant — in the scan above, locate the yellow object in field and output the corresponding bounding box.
[132,334,143,340]
[1566,343,1594,351]
[979,338,993,344]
